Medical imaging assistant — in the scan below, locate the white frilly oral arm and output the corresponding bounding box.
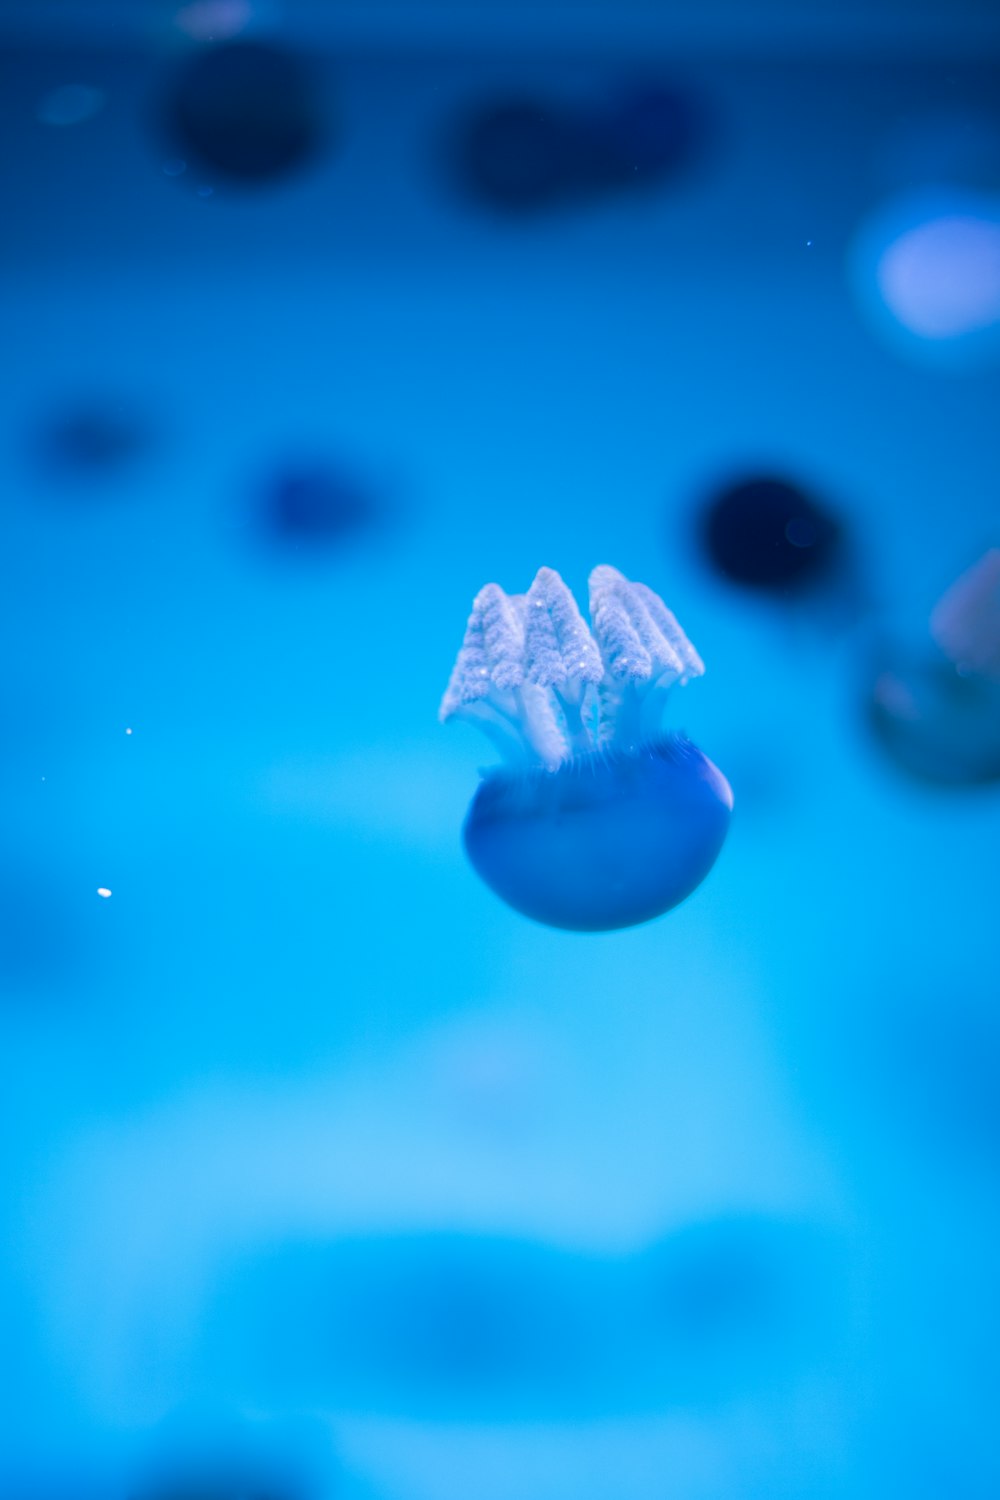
[523,567,605,754]
[588,565,704,746]
[439,581,565,766]
[441,565,705,764]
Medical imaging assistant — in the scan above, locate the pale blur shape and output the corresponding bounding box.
[876,211,1000,338]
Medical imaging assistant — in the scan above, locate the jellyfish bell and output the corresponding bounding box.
[440,566,732,931]
[464,736,731,932]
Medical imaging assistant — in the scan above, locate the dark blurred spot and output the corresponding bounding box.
[451,98,590,213]
[162,42,325,184]
[131,1407,327,1500]
[592,81,706,188]
[659,1223,782,1339]
[260,460,376,552]
[699,475,842,592]
[449,80,707,215]
[33,400,151,483]
[867,642,1000,786]
[206,1232,600,1419]
[639,1215,835,1400]
[348,1236,585,1392]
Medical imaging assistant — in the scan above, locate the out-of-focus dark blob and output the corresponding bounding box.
[699,475,843,593]
[131,1407,327,1500]
[867,643,1000,785]
[162,41,324,184]
[637,1215,836,1402]
[207,1233,602,1420]
[590,81,705,189]
[203,1219,831,1420]
[33,400,151,484]
[451,98,590,212]
[449,80,705,214]
[867,550,1000,787]
[260,460,376,552]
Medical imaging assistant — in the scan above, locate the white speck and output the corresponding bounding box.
[806,238,814,248]
[125,727,132,735]
[97,887,112,899]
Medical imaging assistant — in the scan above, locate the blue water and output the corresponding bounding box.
[2,26,999,1500]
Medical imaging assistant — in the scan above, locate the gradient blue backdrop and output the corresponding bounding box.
[2,6,999,1497]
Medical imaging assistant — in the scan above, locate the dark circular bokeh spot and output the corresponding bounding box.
[450,81,708,215]
[596,81,705,186]
[33,400,151,482]
[451,98,590,212]
[867,642,1000,786]
[260,461,376,552]
[700,475,842,591]
[163,42,324,184]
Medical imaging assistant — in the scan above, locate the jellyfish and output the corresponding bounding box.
[440,566,732,931]
[868,548,1000,785]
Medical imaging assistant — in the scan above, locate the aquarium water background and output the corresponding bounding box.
[1,1,999,1496]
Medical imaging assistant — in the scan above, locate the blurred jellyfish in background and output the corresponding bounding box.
[448,77,706,215]
[867,549,1000,786]
[697,473,844,596]
[254,455,381,557]
[591,80,707,191]
[31,396,153,487]
[849,188,1000,370]
[931,547,1000,682]
[450,97,587,214]
[440,565,731,930]
[199,1219,835,1422]
[160,40,327,186]
[206,1232,603,1420]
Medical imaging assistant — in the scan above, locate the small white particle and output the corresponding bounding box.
[97,887,112,898]
[125,727,132,735]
